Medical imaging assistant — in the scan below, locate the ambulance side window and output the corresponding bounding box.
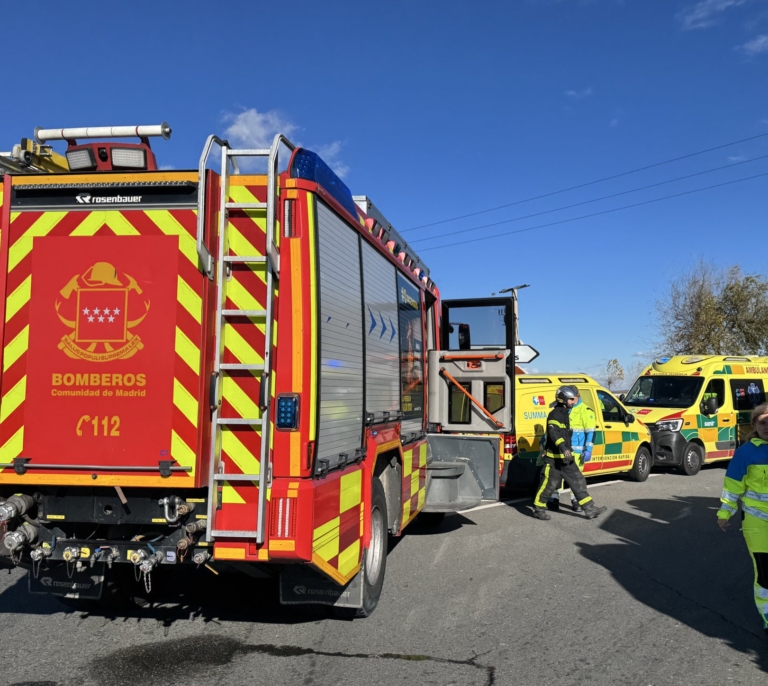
[702,379,725,408]
[596,390,623,423]
[730,379,766,411]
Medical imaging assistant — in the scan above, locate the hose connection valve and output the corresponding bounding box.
[62,546,81,562]
[3,522,38,563]
[0,494,34,523]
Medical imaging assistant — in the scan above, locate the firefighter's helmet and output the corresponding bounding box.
[555,385,578,403]
[83,262,121,286]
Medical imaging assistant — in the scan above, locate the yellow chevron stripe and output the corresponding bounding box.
[222,428,260,475]
[177,275,202,324]
[6,276,31,322]
[3,326,28,372]
[338,539,361,577]
[222,324,263,365]
[0,376,26,422]
[175,326,200,373]
[222,483,246,504]
[173,378,198,427]
[144,210,198,266]
[70,211,139,236]
[8,211,67,272]
[225,276,264,313]
[221,375,261,420]
[0,427,23,462]
[227,225,267,287]
[170,429,196,470]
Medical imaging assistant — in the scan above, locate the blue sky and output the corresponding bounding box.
[2,0,768,387]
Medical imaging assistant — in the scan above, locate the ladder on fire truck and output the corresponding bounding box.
[0,138,70,174]
[197,134,295,543]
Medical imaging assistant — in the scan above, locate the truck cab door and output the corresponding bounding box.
[424,298,514,509]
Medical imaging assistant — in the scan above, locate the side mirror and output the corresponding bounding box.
[701,397,718,416]
[624,413,635,425]
[458,323,471,351]
[619,393,626,402]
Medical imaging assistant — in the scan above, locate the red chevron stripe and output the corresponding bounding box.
[7,212,43,247]
[0,402,25,450]
[5,303,30,343]
[6,254,31,295]
[168,209,197,237]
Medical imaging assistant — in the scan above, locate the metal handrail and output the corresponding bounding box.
[196,135,239,280]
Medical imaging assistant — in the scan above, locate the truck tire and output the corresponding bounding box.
[629,446,652,482]
[679,443,704,476]
[357,477,388,618]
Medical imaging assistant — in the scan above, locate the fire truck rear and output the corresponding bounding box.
[0,124,516,615]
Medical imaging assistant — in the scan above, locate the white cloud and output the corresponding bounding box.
[728,154,747,162]
[222,107,349,177]
[632,351,647,357]
[159,164,176,170]
[609,117,620,128]
[677,0,750,30]
[565,87,593,99]
[315,140,350,179]
[738,33,768,53]
[223,108,299,150]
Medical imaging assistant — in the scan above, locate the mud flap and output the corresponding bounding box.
[279,564,363,608]
[423,458,482,512]
[29,562,105,599]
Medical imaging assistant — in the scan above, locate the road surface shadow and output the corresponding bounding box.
[577,493,768,672]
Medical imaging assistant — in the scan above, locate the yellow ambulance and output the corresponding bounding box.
[622,355,768,475]
[504,374,653,490]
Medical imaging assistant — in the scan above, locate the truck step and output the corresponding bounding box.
[213,473,261,481]
[222,309,266,318]
[219,363,265,371]
[217,418,262,425]
[223,255,267,263]
[227,148,270,157]
[210,530,258,538]
[225,202,267,210]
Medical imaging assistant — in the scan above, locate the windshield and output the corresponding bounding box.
[624,376,704,409]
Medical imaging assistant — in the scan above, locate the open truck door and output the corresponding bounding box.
[424,297,515,512]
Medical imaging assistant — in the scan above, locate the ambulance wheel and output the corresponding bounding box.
[679,443,703,476]
[629,446,651,482]
[417,512,445,527]
[357,477,388,618]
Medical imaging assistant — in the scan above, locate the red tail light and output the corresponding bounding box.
[504,434,517,455]
[269,497,297,539]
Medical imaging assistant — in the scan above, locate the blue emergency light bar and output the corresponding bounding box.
[290,149,359,220]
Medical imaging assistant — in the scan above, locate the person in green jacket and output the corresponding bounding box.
[718,402,768,637]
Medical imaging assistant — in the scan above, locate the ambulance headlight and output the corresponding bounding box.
[65,148,97,171]
[111,147,147,169]
[656,419,683,432]
[276,394,299,431]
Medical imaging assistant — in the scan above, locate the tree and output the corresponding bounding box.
[603,358,625,390]
[655,261,768,356]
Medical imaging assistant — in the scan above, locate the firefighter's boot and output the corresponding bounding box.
[546,498,560,512]
[582,502,607,519]
[533,507,551,521]
[571,497,583,513]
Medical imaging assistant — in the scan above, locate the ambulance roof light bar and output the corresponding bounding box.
[34,123,172,144]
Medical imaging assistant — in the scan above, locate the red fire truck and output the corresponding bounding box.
[0,124,516,616]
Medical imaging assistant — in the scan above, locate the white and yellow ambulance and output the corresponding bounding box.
[622,355,768,475]
[504,374,653,489]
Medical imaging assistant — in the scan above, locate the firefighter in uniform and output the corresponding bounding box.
[547,387,596,513]
[718,402,768,637]
[534,386,607,521]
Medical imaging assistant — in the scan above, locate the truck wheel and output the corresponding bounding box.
[357,477,388,618]
[417,512,445,527]
[629,446,651,482]
[679,443,703,476]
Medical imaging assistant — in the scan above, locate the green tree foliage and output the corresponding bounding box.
[655,261,768,356]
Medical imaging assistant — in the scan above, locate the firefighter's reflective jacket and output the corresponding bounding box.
[570,399,595,457]
[545,403,572,459]
[718,438,768,521]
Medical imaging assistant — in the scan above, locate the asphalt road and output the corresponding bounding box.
[0,464,766,686]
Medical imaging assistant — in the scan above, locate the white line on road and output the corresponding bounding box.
[460,473,663,514]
